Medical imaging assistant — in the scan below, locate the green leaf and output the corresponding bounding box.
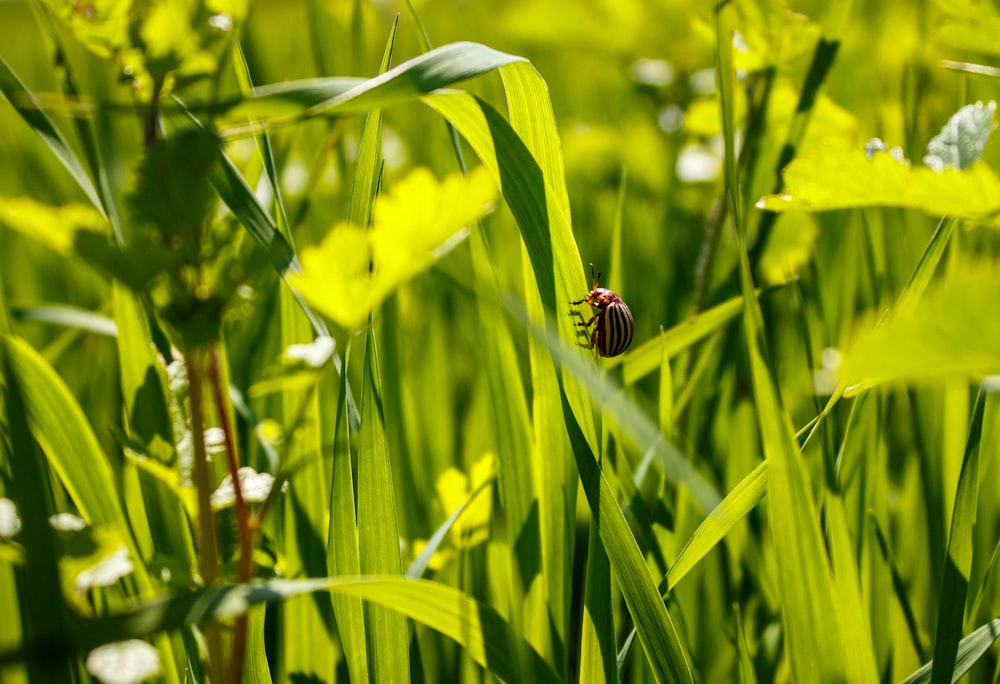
[923,101,996,171]
[0,56,104,212]
[902,618,1000,684]
[717,3,869,679]
[215,42,528,134]
[290,167,497,330]
[667,461,766,590]
[929,386,988,684]
[0,196,107,256]
[757,146,1000,221]
[613,293,747,385]
[841,270,1000,390]
[357,328,410,681]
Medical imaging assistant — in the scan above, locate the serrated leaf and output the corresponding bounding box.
[923,101,996,171]
[290,167,496,330]
[758,145,1000,221]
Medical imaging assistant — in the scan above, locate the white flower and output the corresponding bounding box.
[211,467,283,509]
[285,336,335,368]
[0,498,21,538]
[76,545,134,594]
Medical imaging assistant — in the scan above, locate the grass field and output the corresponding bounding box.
[1,1,999,682]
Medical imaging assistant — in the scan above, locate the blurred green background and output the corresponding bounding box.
[2,0,1000,681]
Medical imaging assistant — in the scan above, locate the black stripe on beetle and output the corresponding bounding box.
[570,264,635,358]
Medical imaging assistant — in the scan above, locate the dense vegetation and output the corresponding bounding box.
[1,1,999,682]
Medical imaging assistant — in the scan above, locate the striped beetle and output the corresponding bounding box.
[570,264,634,358]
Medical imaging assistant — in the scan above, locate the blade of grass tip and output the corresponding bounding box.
[902,618,1000,684]
[405,475,495,579]
[326,342,368,683]
[349,15,397,227]
[716,2,866,680]
[0,56,104,213]
[357,324,410,681]
[667,461,767,591]
[870,513,927,662]
[929,384,988,684]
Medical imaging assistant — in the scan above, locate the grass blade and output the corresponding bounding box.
[929,385,987,684]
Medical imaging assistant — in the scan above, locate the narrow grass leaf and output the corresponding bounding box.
[3,335,149,585]
[0,336,73,682]
[0,56,103,212]
[734,604,757,684]
[667,461,766,590]
[579,487,616,684]
[358,327,410,682]
[717,4,866,680]
[902,618,1000,684]
[929,385,987,684]
[216,42,527,134]
[326,344,368,682]
[613,294,746,384]
[10,303,117,337]
[870,513,928,661]
[566,400,695,683]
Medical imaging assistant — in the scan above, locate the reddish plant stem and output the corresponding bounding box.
[185,348,225,684]
[208,344,256,684]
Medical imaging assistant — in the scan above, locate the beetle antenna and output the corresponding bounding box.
[589,262,600,288]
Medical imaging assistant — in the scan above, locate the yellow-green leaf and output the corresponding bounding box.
[0,196,107,256]
[757,146,1000,222]
[841,270,1000,390]
[290,167,496,330]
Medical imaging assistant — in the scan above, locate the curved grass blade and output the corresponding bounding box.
[902,618,1000,684]
[10,303,117,337]
[0,56,103,212]
[716,3,868,679]
[23,578,563,684]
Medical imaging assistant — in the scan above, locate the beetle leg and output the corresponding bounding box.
[590,326,600,357]
[576,313,599,329]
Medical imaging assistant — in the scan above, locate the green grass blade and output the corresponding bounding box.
[47,577,562,684]
[871,513,927,662]
[929,385,987,684]
[614,293,746,384]
[0,56,103,212]
[0,336,72,682]
[716,3,868,680]
[579,486,616,684]
[902,618,1000,684]
[326,342,368,682]
[667,461,767,590]
[358,326,410,681]
[566,402,695,683]
[3,334,148,584]
[10,303,116,337]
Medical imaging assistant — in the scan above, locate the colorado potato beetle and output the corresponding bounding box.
[570,264,634,358]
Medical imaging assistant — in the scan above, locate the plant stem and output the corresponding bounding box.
[208,343,256,684]
[185,347,225,683]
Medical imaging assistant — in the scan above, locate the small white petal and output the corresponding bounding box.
[76,545,134,593]
[0,498,21,538]
[86,640,161,684]
[49,513,87,531]
[211,467,279,509]
[285,336,335,368]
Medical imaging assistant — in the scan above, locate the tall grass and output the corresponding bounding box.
[1,1,999,683]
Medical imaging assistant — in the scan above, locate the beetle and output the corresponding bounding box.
[570,263,634,358]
